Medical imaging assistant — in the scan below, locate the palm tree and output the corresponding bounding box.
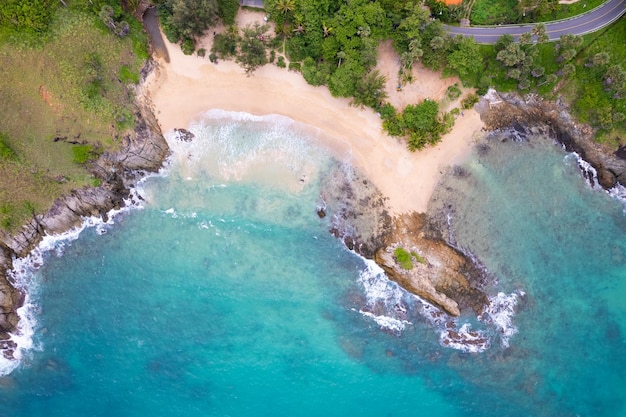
[336,51,345,68]
[274,0,295,15]
[322,21,332,38]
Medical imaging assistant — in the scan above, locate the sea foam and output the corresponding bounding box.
[0,173,160,376]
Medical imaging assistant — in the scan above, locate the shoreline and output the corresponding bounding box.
[145,10,485,216]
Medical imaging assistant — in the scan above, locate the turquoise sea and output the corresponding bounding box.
[1,111,625,416]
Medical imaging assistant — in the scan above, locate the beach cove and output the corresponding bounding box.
[144,9,485,216]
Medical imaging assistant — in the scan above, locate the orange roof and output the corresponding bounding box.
[443,0,463,5]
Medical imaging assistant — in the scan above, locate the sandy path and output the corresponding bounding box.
[144,10,484,215]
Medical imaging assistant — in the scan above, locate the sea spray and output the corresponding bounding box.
[354,256,517,352]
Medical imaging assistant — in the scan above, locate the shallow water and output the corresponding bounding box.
[1,114,625,417]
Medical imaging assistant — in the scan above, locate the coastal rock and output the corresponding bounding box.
[173,128,195,142]
[478,91,626,190]
[374,213,489,316]
[0,61,170,339]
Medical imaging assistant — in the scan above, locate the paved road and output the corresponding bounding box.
[444,0,626,43]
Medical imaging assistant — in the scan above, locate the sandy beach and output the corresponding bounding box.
[144,10,484,215]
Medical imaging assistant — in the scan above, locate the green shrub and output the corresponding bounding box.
[411,251,427,264]
[461,93,479,109]
[72,144,99,164]
[119,65,139,84]
[269,50,275,63]
[276,55,286,68]
[446,84,462,101]
[394,247,414,270]
[288,62,301,72]
[0,133,17,160]
[212,30,238,58]
[181,38,195,55]
[197,48,206,57]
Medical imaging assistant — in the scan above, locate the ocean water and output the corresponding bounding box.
[1,113,625,417]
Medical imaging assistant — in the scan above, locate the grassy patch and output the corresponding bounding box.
[72,144,100,164]
[119,64,140,84]
[561,17,626,144]
[411,251,427,265]
[0,5,148,231]
[394,247,414,270]
[470,0,520,25]
[0,133,17,161]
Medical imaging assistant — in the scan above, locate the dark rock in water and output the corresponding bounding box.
[321,164,392,258]
[173,128,195,142]
[615,145,626,161]
[316,207,326,218]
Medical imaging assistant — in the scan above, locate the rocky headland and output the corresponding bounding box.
[0,65,169,355]
[478,91,626,190]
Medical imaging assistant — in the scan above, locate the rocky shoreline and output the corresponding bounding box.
[0,61,624,359]
[0,62,170,355]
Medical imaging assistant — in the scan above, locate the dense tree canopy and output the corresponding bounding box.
[158,0,219,44]
[0,0,57,34]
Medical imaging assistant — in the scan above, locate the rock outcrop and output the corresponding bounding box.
[0,61,170,344]
[374,213,488,316]
[478,91,626,190]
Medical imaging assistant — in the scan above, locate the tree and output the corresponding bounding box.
[604,65,626,95]
[495,34,514,53]
[592,52,610,68]
[531,66,545,78]
[402,99,443,151]
[519,32,533,46]
[0,0,57,34]
[274,0,295,15]
[351,70,388,109]
[561,63,576,76]
[446,36,482,82]
[497,42,526,67]
[217,0,239,25]
[237,22,270,75]
[430,36,445,50]
[160,0,219,43]
[531,23,548,43]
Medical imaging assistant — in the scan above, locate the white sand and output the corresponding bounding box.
[144,10,484,215]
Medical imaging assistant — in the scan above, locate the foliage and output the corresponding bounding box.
[411,251,427,264]
[119,65,140,84]
[461,93,480,109]
[351,70,388,109]
[0,0,57,35]
[276,55,287,68]
[446,35,483,85]
[158,0,219,44]
[211,26,239,58]
[288,62,302,71]
[236,22,269,74]
[181,37,195,55]
[394,247,413,270]
[302,57,329,85]
[0,133,17,161]
[217,0,239,25]
[72,144,100,164]
[470,0,520,25]
[446,84,462,101]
